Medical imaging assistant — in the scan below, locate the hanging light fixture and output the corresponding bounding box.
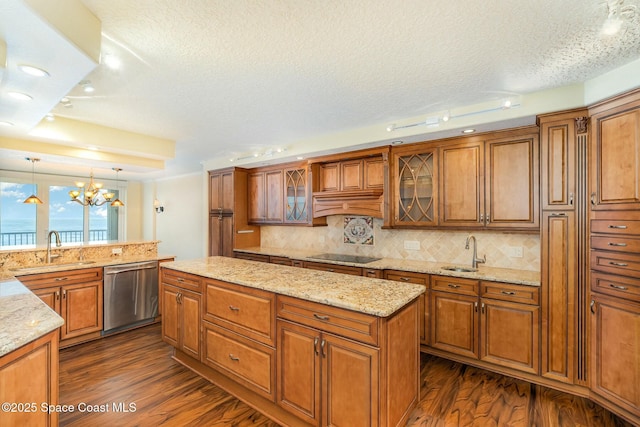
[69,169,117,207]
[23,157,43,204]
[110,168,124,207]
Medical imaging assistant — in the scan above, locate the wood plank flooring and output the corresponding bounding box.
[59,324,633,427]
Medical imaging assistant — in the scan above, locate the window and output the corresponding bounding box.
[0,172,124,248]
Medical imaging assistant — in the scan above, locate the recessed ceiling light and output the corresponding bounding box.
[8,91,33,101]
[18,64,50,77]
[462,129,475,134]
[102,54,121,70]
[45,113,55,122]
[0,121,14,126]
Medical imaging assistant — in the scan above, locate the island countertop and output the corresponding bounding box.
[162,257,426,317]
[0,279,64,357]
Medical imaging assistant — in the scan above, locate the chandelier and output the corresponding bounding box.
[69,168,124,207]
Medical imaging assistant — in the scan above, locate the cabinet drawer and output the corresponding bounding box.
[276,295,379,346]
[591,236,640,254]
[204,280,275,346]
[384,270,429,285]
[20,267,103,290]
[591,271,640,303]
[591,250,640,277]
[591,220,640,236]
[161,268,202,292]
[269,256,292,266]
[203,322,275,401]
[234,252,270,263]
[303,261,363,276]
[431,275,479,297]
[481,281,539,305]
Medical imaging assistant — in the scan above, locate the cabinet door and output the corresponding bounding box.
[341,160,363,191]
[322,332,379,427]
[61,281,103,340]
[430,291,479,359]
[439,141,484,227]
[33,287,61,314]
[276,320,321,426]
[265,170,284,222]
[393,149,437,226]
[364,157,384,189]
[590,293,640,416]
[181,289,201,360]
[485,134,539,229]
[480,299,539,374]
[162,284,180,348]
[591,108,640,210]
[209,169,235,212]
[541,211,576,383]
[209,214,234,257]
[319,162,340,192]
[285,168,308,223]
[541,119,576,210]
[384,270,429,345]
[248,172,265,222]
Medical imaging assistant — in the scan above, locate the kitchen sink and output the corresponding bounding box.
[10,261,96,272]
[441,266,478,273]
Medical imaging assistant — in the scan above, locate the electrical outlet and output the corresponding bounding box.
[510,246,523,258]
[404,240,420,251]
[112,247,123,255]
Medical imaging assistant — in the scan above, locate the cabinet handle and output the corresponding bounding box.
[500,291,516,295]
[550,212,566,216]
[320,339,326,358]
[176,278,185,282]
[481,302,485,314]
[609,283,628,291]
[486,213,490,223]
[228,305,240,312]
[609,261,628,267]
[608,242,627,247]
[326,268,335,272]
[479,213,484,223]
[400,277,411,282]
[447,284,460,289]
[569,192,574,206]
[313,314,330,321]
[314,337,319,356]
[229,354,240,362]
[608,224,627,229]
[590,300,597,314]
[474,302,478,312]
[590,193,596,205]
[62,289,67,299]
[55,290,60,300]
[55,277,69,281]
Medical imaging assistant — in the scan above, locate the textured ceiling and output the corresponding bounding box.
[2,0,640,179]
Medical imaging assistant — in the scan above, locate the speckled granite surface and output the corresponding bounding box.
[235,247,541,287]
[163,257,426,317]
[0,279,64,357]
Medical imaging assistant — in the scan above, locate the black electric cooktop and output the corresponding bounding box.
[307,253,381,264]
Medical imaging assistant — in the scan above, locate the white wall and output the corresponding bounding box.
[151,172,204,260]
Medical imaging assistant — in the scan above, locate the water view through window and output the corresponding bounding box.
[0,180,119,247]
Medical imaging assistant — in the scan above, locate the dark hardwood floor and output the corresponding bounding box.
[59,324,632,427]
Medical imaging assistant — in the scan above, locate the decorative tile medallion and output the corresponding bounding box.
[344,216,374,245]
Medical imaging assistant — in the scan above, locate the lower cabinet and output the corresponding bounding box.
[20,267,103,346]
[384,270,429,345]
[429,275,540,375]
[161,271,202,360]
[276,319,379,427]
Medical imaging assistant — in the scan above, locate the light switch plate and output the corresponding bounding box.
[404,240,421,251]
[112,247,123,255]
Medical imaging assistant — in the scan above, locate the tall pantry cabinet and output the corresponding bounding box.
[208,168,260,257]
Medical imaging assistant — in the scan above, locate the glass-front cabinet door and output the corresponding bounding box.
[393,148,437,226]
[284,168,308,223]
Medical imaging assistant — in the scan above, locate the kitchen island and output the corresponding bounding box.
[161,257,425,427]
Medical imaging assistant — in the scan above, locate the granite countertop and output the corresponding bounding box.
[235,247,541,287]
[0,279,64,357]
[163,257,426,318]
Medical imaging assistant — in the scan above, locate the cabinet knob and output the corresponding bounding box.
[320,339,326,358]
[590,300,597,314]
[447,283,460,289]
[500,291,516,295]
[314,337,319,356]
[228,305,240,312]
[569,192,574,205]
[228,354,240,362]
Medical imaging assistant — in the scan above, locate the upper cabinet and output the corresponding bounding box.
[248,169,284,223]
[589,90,640,212]
[209,168,236,213]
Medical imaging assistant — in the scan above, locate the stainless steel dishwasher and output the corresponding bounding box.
[103,261,159,335]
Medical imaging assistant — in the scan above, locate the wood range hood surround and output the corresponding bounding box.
[311,147,388,219]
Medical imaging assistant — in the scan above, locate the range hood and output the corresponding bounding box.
[312,189,384,218]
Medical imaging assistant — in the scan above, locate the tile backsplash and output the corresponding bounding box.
[261,216,540,272]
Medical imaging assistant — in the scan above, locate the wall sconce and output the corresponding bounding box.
[154,199,164,213]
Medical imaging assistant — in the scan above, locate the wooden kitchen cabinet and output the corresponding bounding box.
[249,168,284,223]
[438,129,539,230]
[430,290,479,359]
[20,267,103,347]
[209,168,235,213]
[209,212,234,257]
[161,269,202,360]
[284,166,310,224]
[384,269,429,345]
[303,260,363,276]
[318,157,383,192]
[589,89,640,211]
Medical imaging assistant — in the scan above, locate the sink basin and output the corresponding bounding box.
[10,261,96,272]
[441,266,478,273]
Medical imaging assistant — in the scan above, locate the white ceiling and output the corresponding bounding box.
[1,0,640,181]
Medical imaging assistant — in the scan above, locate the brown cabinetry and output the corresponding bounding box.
[384,269,429,345]
[209,168,260,256]
[161,269,202,360]
[20,267,103,346]
[319,158,383,192]
[429,275,540,375]
[249,169,284,223]
[303,260,363,276]
[439,129,539,230]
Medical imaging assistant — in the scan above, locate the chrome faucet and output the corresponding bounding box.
[47,230,62,263]
[465,235,486,269]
